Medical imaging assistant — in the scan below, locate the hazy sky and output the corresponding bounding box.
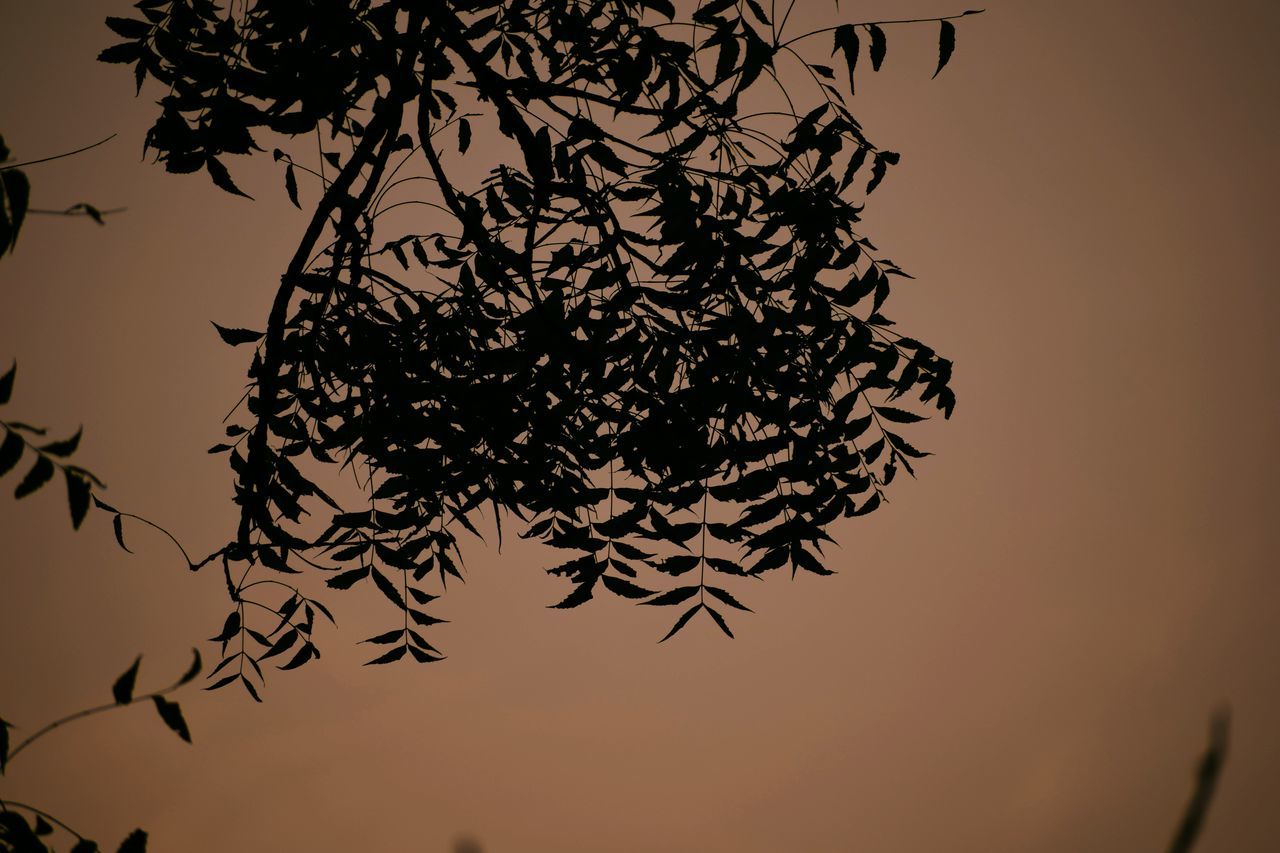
[2,2,1278,851]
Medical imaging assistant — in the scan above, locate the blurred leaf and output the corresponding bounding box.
[0,361,14,404]
[65,470,92,529]
[178,648,202,685]
[152,696,191,743]
[112,656,141,704]
[0,430,23,478]
[116,829,147,853]
[14,455,54,499]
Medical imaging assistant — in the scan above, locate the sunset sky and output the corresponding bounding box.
[2,2,1278,851]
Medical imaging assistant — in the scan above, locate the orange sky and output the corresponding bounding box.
[2,2,1278,851]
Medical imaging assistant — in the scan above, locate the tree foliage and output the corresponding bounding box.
[100,0,976,689]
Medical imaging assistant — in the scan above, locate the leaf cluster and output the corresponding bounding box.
[102,0,975,688]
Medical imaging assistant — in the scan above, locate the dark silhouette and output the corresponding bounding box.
[1168,709,1231,853]
[101,0,974,691]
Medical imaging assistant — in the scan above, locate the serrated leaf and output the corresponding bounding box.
[326,565,369,589]
[112,656,141,704]
[371,568,404,608]
[705,606,735,638]
[875,406,926,424]
[933,20,956,79]
[601,574,655,599]
[211,322,263,346]
[642,585,700,607]
[14,455,53,499]
[706,586,752,612]
[0,361,14,404]
[658,603,702,643]
[65,470,91,529]
[362,629,403,645]
[550,573,598,608]
[152,696,191,743]
[364,644,407,665]
[868,24,886,71]
[206,157,253,199]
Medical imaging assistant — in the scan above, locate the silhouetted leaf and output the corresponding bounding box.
[112,656,141,705]
[152,696,191,743]
[642,585,700,607]
[112,513,132,553]
[658,603,702,643]
[0,430,23,478]
[178,648,202,685]
[65,470,92,529]
[206,157,253,199]
[458,118,471,154]
[364,644,407,665]
[705,606,734,638]
[706,586,752,612]
[0,361,14,405]
[933,20,956,79]
[284,164,300,208]
[0,717,10,775]
[326,565,369,589]
[211,322,263,346]
[39,427,81,457]
[601,574,655,599]
[868,24,886,71]
[116,828,147,853]
[14,455,53,499]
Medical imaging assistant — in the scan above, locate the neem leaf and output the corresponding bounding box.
[550,574,598,609]
[65,469,91,529]
[458,118,472,154]
[326,565,369,589]
[933,20,956,79]
[0,430,23,478]
[112,655,141,704]
[601,574,655,599]
[112,513,132,553]
[706,586,752,612]
[284,164,300,208]
[642,585,700,607]
[875,406,926,423]
[116,828,148,853]
[211,322,264,346]
[152,696,191,743]
[14,455,54,499]
[0,361,14,404]
[868,24,886,71]
[178,648,202,685]
[658,603,702,643]
[364,644,407,665]
[205,157,253,199]
[39,427,81,457]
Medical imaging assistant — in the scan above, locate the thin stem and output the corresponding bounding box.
[0,134,118,171]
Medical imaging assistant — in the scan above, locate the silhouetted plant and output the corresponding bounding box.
[0,652,201,853]
[100,0,978,690]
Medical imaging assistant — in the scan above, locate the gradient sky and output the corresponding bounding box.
[2,2,1278,851]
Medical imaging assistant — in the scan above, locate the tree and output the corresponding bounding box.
[96,0,973,693]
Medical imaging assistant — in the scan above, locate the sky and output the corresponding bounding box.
[2,1,1278,851]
